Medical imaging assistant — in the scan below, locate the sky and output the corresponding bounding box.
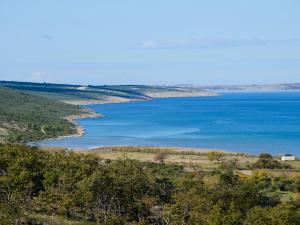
[0,0,300,85]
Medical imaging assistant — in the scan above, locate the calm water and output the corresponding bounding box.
[38,92,300,155]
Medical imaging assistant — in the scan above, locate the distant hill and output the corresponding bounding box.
[199,82,300,91]
[0,87,89,143]
[0,81,216,105]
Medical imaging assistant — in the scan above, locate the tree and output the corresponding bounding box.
[1,144,299,225]
[153,153,167,164]
[207,151,225,163]
[244,204,300,225]
[253,153,291,169]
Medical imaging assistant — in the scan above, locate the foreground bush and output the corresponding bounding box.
[0,145,299,225]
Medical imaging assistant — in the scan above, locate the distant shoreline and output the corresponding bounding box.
[63,92,218,105]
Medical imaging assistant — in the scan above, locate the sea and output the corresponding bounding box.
[37,92,300,156]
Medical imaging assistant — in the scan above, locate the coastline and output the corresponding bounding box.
[62,91,218,105]
[64,109,102,137]
[63,96,146,105]
[40,109,102,142]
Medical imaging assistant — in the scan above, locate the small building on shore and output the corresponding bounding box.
[281,154,296,161]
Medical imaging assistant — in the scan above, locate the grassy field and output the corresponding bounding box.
[88,150,253,170]
[68,146,300,173]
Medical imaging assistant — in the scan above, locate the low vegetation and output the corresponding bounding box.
[1,144,299,225]
[0,87,85,143]
[254,153,292,169]
[90,147,300,171]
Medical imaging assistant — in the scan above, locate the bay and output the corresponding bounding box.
[37,92,300,156]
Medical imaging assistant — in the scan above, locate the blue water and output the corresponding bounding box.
[38,92,300,156]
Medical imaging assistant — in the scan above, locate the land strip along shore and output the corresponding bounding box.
[41,145,300,173]
[41,145,256,171]
[63,90,218,105]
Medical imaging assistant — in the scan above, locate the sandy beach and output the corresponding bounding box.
[62,91,217,105]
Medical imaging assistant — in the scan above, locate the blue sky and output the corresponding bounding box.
[0,0,299,85]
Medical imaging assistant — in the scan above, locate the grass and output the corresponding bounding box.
[0,87,85,143]
[277,191,300,203]
[25,213,94,225]
[43,146,300,175]
[267,170,300,178]
[82,147,255,170]
[86,147,300,173]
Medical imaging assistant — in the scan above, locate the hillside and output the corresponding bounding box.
[0,81,216,105]
[0,87,92,143]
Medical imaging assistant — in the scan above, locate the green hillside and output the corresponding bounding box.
[0,87,85,143]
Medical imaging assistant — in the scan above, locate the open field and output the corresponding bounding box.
[88,147,253,170]
[64,146,300,173]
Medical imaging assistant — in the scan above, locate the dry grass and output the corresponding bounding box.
[43,146,300,175]
[83,147,256,170]
[266,170,300,178]
[25,213,94,225]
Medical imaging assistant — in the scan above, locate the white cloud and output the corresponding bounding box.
[30,72,44,81]
[142,40,159,49]
[29,71,54,83]
[139,37,300,50]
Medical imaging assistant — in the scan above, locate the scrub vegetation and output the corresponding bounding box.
[1,144,299,225]
[0,87,85,143]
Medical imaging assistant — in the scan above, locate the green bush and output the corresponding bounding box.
[0,144,299,225]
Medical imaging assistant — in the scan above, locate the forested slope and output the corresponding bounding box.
[0,87,85,143]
